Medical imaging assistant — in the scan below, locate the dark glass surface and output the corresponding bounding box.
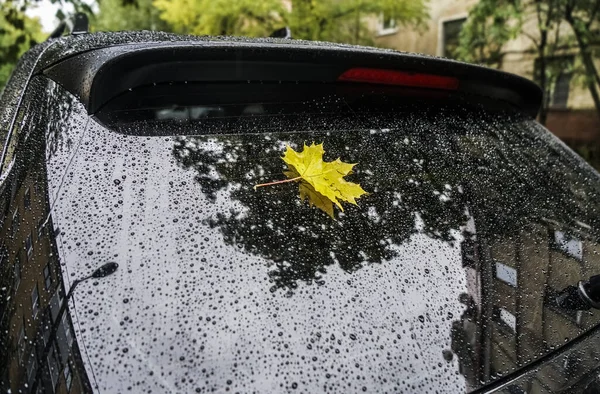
[0,77,94,393]
[2,78,600,393]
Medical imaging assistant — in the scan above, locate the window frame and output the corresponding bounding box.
[437,14,468,58]
[63,360,73,391]
[549,58,574,109]
[26,356,37,388]
[533,55,575,110]
[377,12,398,36]
[61,312,73,347]
[47,342,60,390]
[31,284,40,319]
[37,218,46,239]
[17,321,26,363]
[24,187,31,210]
[25,232,33,258]
[11,207,19,236]
[44,263,53,291]
[13,253,21,292]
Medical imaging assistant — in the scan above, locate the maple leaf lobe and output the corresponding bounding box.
[282,142,367,217]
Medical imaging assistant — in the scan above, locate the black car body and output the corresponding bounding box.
[1,30,600,394]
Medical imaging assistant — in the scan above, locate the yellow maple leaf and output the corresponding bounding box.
[254,143,367,218]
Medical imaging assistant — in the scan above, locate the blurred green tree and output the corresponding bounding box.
[456,0,566,126]
[151,0,427,45]
[1,0,428,91]
[563,0,600,121]
[287,0,427,45]
[92,0,172,32]
[0,1,44,92]
[152,0,287,37]
[457,0,600,127]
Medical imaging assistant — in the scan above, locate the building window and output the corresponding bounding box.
[14,254,21,292]
[41,310,52,347]
[11,208,19,236]
[553,230,582,260]
[550,70,572,108]
[0,244,6,265]
[25,233,33,258]
[549,56,574,109]
[493,306,517,333]
[57,286,64,307]
[535,56,574,109]
[31,285,40,319]
[64,361,73,391]
[442,17,466,59]
[37,218,46,239]
[44,263,53,291]
[495,262,518,287]
[17,323,26,363]
[378,12,398,35]
[24,188,31,209]
[50,288,61,323]
[26,357,37,388]
[47,344,60,389]
[61,313,73,347]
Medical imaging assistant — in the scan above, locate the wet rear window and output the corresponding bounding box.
[3,78,600,394]
[92,83,600,390]
[95,82,470,136]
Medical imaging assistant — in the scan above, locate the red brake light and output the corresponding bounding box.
[338,68,459,91]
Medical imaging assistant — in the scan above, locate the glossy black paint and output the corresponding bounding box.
[0,33,599,394]
[42,36,542,116]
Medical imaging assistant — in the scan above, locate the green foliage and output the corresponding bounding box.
[0,0,426,92]
[153,0,286,36]
[455,0,522,66]
[457,0,571,125]
[287,0,427,45]
[455,0,567,66]
[0,1,44,92]
[564,0,600,44]
[564,0,600,116]
[92,0,171,32]
[151,0,427,45]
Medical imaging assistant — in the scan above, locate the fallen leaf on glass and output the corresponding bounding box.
[254,143,367,218]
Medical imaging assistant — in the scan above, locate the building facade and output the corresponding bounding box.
[0,84,91,393]
[371,0,600,169]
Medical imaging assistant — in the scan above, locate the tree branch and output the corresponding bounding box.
[587,0,600,29]
[522,31,540,47]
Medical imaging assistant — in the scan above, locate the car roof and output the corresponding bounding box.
[32,31,542,117]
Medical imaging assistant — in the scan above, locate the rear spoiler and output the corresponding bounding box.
[43,39,542,117]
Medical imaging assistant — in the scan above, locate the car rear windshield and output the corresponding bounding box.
[43,80,600,392]
[96,82,478,136]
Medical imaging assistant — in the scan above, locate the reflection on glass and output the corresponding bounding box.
[0,78,92,393]
[163,88,600,390]
[451,219,600,392]
[2,78,599,393]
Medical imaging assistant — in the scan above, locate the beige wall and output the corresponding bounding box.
[373,0,477,55]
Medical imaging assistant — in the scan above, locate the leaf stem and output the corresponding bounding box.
[254,176,302,190]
